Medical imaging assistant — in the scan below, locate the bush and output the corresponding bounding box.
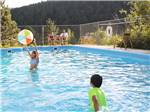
[110,35,123,48]
[117,28,150,50]
[132,36,150,50]
[119,1,150,50]
[80,28,123,47]
[91,28,108,45]
[80,37,96,45]
[99,37,110,45]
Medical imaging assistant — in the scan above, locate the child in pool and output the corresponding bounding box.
[25,39,39,70]
[88,74,108,112]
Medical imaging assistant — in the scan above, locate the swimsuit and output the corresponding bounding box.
[30,58,39,65]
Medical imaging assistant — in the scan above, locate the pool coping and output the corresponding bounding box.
[75,45,150,54]
[0,45,150,56]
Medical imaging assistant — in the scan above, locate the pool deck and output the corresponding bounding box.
[76,45,150,54]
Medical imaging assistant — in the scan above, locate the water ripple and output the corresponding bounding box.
[0,50,150,112]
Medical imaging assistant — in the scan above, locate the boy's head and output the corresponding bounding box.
[90,74,103,88]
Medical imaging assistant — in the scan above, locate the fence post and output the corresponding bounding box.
[97,22,100,29]
[79,24,82,44]
[42,26,44,45]
[79,24,81,41]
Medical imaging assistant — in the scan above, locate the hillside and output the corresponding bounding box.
[11,1,129,25]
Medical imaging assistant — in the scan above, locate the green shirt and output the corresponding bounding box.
[88,87,108,111]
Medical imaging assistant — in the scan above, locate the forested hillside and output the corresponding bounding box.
[11,1,129,25]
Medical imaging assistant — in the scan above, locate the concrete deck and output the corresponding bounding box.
[76,45,150,54]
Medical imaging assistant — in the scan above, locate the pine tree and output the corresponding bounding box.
[0,1,19,47]
[45,18,59,36]
[67,28,75,44]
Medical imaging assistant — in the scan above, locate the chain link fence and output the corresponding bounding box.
[18,18,130,45]
[18,25,80,45]
[80,18,129,38]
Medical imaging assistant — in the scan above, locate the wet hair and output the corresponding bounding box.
[54,48,57,50]
[8,50,12,53]
[32,51,36,55]
[90,74,103,88]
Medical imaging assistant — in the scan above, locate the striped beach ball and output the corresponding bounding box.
[18,29,34,45]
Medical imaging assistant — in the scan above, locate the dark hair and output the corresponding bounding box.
[90,74,103,88]
[32,51,36,54]
[54,48,57,50]
[8,50,12,53]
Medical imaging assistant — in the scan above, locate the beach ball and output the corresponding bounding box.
[18,29,34,45]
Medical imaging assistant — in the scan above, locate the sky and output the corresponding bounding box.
[5,0,103,8]
[5,0,138,8]
[5,0,47,8]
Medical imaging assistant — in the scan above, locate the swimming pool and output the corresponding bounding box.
[0,46,150,112]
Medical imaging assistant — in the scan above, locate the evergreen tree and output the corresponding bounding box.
[127,1,150,35]
[45,18,59,36]
[1,1,19,47]
[126,1,150,49]
[67,28,75,44]
[11,1,129,25]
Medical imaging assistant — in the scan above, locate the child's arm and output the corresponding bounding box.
[24,46,31,57]
[33,39,39,58]
[92,96,99,112]
[33,38,38,52]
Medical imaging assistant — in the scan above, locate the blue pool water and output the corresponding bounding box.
[0,46,150,112]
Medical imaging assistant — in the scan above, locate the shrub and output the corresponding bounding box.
[91,28,108,45]
[80,37,96,45]
[110,35,123,48]
[80,28,123,46]
[119,1,150,49]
